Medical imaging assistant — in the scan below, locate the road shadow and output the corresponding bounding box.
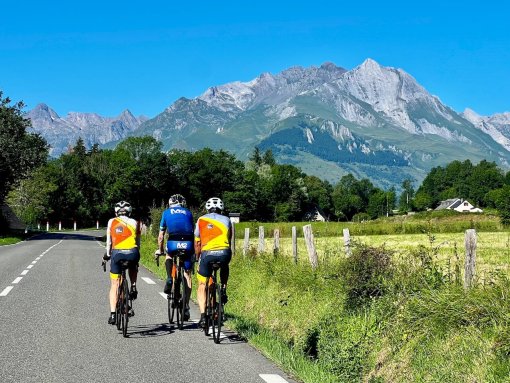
[27,232,105,242]
[125,323,175,338]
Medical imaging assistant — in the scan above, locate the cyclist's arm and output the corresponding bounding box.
[194,219,201,258]
[157,229,166,254]
[157,212,167,254]
[106,219,113,257]
[135,220,141,248]
[228,222,233,248]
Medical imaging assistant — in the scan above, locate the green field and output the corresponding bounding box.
[138,213,510,383]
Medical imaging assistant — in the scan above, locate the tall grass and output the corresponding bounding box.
[137,213,510,383]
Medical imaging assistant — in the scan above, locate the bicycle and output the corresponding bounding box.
[103,258,134,338]
[203,261,223,344]
[156,249,188,330]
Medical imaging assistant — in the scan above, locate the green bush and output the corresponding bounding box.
[342,244,394,309]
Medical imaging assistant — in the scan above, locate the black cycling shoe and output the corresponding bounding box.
[128,308,135,317]
[221,287,228,304]
[184,307,190,321]
[130,285,138,300]
[108,313,116,325]
[198,313,207,329]
[163,278,172,295]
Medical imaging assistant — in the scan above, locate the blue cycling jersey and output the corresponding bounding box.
[159,206,194,236]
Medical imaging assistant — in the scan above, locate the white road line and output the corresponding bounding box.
[27,265,34,269]
[20,270,29,275]
[259,374,289,383]
[0,286,14,296]
[159,292,167,299]
[141,277,156,285]
[12,277,23,284]
[35,257,41,260]
[31,260,37,264]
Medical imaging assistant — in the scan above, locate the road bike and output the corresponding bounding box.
[103,258,134,338]
[204,261,223,344]
[156,249,188,330]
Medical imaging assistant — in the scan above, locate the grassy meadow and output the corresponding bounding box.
[138,211,510,383]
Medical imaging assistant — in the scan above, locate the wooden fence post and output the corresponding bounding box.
[292,226,298,264]
[258,226,265,253]
[303,224,318,270]
[464,229,477,289]
[231,223,236,255]
[343,228,352,256]
[243,228,250,257]
[273,229,280,256]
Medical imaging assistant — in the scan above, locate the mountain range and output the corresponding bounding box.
[26,104,148,156]
[26,59,510,188]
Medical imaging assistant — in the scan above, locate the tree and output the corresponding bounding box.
[398,179,415,212]
[7,167,57,225]
[117,136,163,161]
[262,149,276,166]
[0,93,48,203]
[249,147,262,166]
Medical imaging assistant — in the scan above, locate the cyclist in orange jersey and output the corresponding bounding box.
[103,201,141,325]
[194,197,232,329]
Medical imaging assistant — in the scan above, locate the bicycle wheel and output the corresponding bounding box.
[176,272,185,330]
[213,282,222,344]
[122,278,129,337]
[204,282,211,336]
[180,269,187,326]
[167,287,175,324]
[115,283,122,331]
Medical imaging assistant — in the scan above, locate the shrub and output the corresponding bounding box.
[342,244,394,309]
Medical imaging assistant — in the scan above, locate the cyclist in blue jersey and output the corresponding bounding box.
[154,194,194,320]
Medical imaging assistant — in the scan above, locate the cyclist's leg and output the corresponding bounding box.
[183,250,193,307]
[197,252,213,326]
[109,251,122,323]
[128,249,140,299]
[218,250,232,304]
[164,243,177,294]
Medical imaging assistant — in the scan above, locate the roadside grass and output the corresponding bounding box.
[0,236,23,245]
[137,214,510,383]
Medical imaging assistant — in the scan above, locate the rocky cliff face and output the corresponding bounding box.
[26,104,147,156]
[133,59,510,187]
[27,59,510,187]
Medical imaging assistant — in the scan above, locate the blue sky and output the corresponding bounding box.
[1,1,509,118]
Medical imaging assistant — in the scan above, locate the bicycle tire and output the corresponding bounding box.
[176,271,186,330]
[115,283,122,331]
[204,282,211,336]
[181,269,187,325]
[168,288,175,324]
[213,282,222,344]
[122,278,129,337]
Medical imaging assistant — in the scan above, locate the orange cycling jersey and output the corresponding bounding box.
[194,213,231,251]
[107,216,140,251]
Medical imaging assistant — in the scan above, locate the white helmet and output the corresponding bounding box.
[169,194,186,207]
[115,201,132,216]
[205,197,223,213]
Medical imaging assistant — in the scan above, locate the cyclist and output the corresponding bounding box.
[194,197,232,329]
[154,194,194,321]
[103,201,140,325]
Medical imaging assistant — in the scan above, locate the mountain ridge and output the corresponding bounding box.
[27,59,510,187]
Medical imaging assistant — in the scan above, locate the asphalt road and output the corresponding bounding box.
[0,232,297,383]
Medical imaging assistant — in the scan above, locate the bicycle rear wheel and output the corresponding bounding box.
[176,273,185,330]
[213,282,222,344]
[115,284,122,330]
[204,282,212,336]
[122,278,129,337]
